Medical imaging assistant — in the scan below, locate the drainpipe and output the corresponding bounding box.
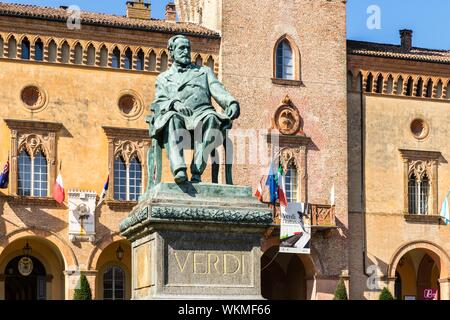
[360,75,370,279]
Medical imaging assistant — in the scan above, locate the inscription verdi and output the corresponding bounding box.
[173,251,247,275]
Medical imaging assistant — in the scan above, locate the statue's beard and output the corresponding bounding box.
[175,56,191,66]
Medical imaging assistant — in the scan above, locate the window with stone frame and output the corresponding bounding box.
[285,163,299,203]
[103,265,125,300]
[4,119,62,199]
[103,127,150,206]
[272,36,302,85]
[399,149,441,215]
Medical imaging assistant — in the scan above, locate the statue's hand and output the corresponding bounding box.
[173,101,193,117]
[226,102,240,120]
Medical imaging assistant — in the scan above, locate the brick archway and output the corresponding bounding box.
[0,227,78,271]
[388,241,450,279]
[262,236,324,277]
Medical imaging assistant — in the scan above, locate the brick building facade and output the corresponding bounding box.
[0,0,448,300]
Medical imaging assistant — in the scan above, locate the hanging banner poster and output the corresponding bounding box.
[280,202,311,254]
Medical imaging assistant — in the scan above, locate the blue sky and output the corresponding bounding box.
[3,0,450,50]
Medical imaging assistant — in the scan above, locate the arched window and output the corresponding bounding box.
[195,55,203,66]
[8,36,17,58]
[0,36,3,58]
[406,77,414,96]
[18,149,48,197]
[34,38,43,61]
[416,78,423,97]
[74,43,83,65]
[114,155,142,201]
[87,44,95,65]
[136,49,144,71]
[375,74,384,94]
[408,172,429,215]
[160,51,168,72]
[426,79,433,98]
[148,50,156,71]
[103,266,124,300]
[285,166,298,203]
[99,46,108,67]
[276,39,294,80]
[124,48,132,70]
[396,76,404,95]
[386,75,394,94]
[21,37,30,60]
[61,41,70,63]
[112,47,120,68]
[446,81,450,99]
[365,73,373,93]
[206,56,214,70]
[436,80,443,99]
[48,40,57,62]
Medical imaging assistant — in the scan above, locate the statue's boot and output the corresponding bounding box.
[174,169,188,184]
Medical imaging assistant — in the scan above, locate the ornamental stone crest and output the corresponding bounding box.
[274,95,302,135]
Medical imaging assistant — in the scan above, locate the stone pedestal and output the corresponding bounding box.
[120,183,272,300]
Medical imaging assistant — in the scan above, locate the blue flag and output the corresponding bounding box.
[265,161,278,204]
[0,161,9,189]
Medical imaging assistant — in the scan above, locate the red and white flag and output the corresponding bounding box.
[277,165,288,207]
[52,173,65,204]
[254,177,264,202]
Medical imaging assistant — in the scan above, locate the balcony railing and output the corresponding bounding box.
[272,203,336,228]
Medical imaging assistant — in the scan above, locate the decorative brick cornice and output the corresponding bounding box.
[398,149,442,161]
[102,126,150,140]
[4,119,63,132]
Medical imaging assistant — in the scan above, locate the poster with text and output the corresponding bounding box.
[280,202,311,254]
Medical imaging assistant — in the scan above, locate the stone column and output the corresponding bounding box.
[439,278,450,300]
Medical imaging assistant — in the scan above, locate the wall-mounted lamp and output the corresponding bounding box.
[116,245,124,261]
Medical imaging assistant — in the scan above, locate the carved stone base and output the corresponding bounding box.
[120,183,273,300]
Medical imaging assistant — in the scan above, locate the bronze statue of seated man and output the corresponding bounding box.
[149,35,240,184]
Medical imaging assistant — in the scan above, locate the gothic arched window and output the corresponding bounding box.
[148,50,156,71]
[74,43,83,65]
[195,55,203,67]
[48,40,57,62]
[100,45,108,67]
[112,47,120,68]
[18,149,48,197]
[103,266,124,300]
[87,44,95,65]
[276,39,294,80]
[160,51,168,72]
[61,41,70,63]
[124,48,132,70]
[21,37,30,60]
[8,36,17,58]
[408,172,430,215]
[136,49,144,71]
[34,38,44,61]
[114,155,142,201]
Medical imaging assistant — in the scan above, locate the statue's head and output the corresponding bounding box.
[168,35,191,66]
